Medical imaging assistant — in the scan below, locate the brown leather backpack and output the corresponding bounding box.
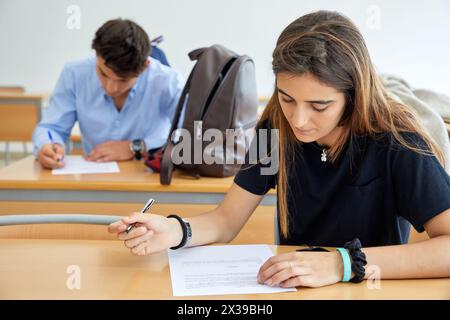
[158,44,258,185]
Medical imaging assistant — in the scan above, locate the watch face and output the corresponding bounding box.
[132,140,143,152]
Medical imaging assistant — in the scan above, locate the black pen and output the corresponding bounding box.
[125,197,155,233]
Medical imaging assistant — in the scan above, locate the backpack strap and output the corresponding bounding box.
[160,66,196,185]
[160,141,175,185]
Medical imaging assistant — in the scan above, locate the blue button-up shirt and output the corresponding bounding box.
[33,56,185,155]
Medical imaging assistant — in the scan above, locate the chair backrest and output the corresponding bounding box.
[0,86,25,94]
[0,101,39,141]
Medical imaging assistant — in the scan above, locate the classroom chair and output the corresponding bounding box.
[0,91,40,165]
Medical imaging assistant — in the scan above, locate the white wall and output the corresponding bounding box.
[1,0,450,97]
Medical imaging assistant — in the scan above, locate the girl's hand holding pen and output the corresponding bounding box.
[108,213,183,256]
[125,198,155,233]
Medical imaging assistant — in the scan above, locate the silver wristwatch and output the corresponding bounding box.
[129,139,144,160]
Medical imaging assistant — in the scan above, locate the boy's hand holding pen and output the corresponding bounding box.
[37,131,66,169]
[47,131,65,163]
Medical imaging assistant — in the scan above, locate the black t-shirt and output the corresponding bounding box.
[234,122,450,247]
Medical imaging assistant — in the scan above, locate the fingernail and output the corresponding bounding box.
[265,280,272,286]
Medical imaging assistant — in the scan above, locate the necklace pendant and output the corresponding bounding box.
[321,149,327,162]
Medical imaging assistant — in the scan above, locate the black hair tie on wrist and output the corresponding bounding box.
[344,238,367,283]
[167,214,188,250]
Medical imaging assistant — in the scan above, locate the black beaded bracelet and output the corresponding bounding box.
[167,214,189,250]
[344,238,367,283]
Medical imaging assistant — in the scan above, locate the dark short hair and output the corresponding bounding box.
[92,18,151,78]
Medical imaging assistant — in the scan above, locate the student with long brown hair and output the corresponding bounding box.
[109,11,450,288]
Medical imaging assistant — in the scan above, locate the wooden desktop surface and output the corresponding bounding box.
[0,156,275,194]
[0,238,448,300]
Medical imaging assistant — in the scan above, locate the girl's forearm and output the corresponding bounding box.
[362,235,450,279]
[169,208,232,249]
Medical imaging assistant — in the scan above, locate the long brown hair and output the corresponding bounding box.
[260,10,445,238]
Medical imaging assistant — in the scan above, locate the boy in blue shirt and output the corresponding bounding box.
[33,19,184,169]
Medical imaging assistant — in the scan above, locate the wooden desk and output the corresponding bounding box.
[0,156,275,204]
[0,156,276,241]
[0,238,448,300]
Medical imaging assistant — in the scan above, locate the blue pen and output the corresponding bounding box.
[47,131,64,162]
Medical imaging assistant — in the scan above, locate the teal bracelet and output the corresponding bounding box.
[336,248,352,282]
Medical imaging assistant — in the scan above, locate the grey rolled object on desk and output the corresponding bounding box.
[0,214,123,226]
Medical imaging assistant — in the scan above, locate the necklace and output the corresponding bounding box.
[320,149,327,162]
[311,142,328,162]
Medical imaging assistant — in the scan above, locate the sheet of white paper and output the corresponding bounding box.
[168,244,297,296]
[52,155,120,175]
